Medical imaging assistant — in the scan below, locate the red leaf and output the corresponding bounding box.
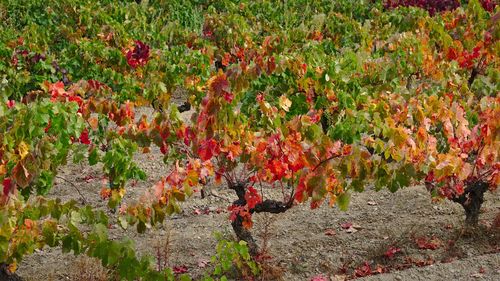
[447,47,458,60]
[197,138,219,161]
[44,121,51,133]
[126,40,150,68]
[160,142,168,155]
[245,186,262,209]
[223,92,234,103]
[221,53,231,67]
[173,265,188,274]
[79,128,91,145]
[354,261,372,277]
[68,95,83,106]
[209,72,231,100]
[267,56,276,74]
[342,145,352,156]
[82,175,97,183]
[6,100,15,109]
[2,178,14,195]
[266,159,287,180]
[415,236,441,250]
[340,222,353,229]
[310,275,328,281]
[384,246,402,259]
[100,188,111,200]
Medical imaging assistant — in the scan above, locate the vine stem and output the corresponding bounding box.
[56,175,88,205]
[312,154,342,172]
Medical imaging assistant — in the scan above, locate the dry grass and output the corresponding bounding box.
[255,214,285,281]
[151,225,174,272]
[68,256,110,281]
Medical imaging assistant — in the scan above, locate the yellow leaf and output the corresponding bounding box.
[18,141,29,160]
[326,89,336,101]
[7,262,17,273]
[279,95,292,112]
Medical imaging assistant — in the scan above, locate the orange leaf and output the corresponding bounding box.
[24,219,33,230]
[88,117,99,130]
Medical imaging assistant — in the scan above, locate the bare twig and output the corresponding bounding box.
[56,176,88,205]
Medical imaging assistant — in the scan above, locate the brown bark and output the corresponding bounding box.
[229,182,292,255]
[452,181,489,226]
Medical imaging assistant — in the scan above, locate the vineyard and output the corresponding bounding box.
[0,0,499,280]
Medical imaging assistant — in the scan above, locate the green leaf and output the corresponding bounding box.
[88,148,99,165]
[137,221,146,233]
[118,216,128,229]
[337,192,350,211]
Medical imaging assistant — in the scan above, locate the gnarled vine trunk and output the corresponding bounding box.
[452,181,489,226]
[229,182,293,256]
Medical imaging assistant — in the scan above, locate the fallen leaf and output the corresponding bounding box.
[331,275,347,281]
[384,246,401,259]
[354,261,372,277]
[173,265,188,274]
[197,259,210,268]
[346,227,358,233]
[340,222,352,229]
[82,175,96,183]
[415,236,441,250]
[414,257,434,267]
[352,224,362,229]
[310,274,328,281]
[374,264,387,274]
[341,222,362,233]
[324,228,336,236]
[470,273,483,278]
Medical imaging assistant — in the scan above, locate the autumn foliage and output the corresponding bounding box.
[0,0,499,279]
